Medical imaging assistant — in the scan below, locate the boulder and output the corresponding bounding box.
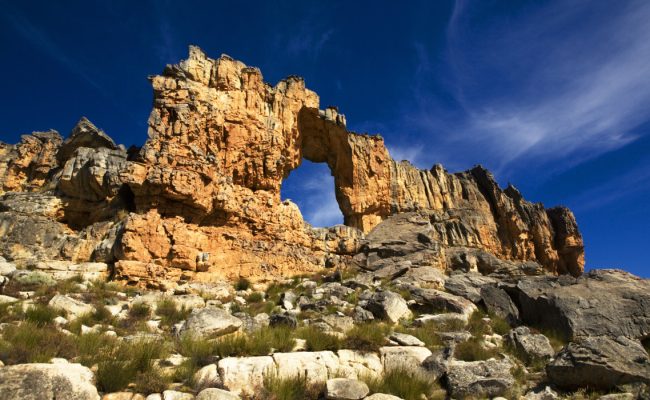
[365,290,412,323]
[389,332,425,346]
[444,273,496,303]
[326,378,369,400]
[506,326,554,361]
[161,391,194,400]
[179,307,242,338]
[273,351,340,383]
[480,286,519,324]
[195,388,240,400]
[193,364,221,390]
[336,350,383,379]
[217,356,275,395]
[546,336,650,390]
[379,346,432,374]
[363,395,404,400]
[510,270,650,340]
[446,357,515,399]
[0,362,99,400]
[408,286,477,317]
[269,313,298,328]
[49,294,95,319]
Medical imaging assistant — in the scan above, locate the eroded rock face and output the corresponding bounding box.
[509,269,650,340]
[0,45,584,285]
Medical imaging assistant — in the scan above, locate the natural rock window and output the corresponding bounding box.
[281,160,344,228]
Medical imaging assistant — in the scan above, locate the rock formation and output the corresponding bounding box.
[0,45,584,287]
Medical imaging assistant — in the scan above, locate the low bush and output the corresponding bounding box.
[344,322,389,352]
[129,302,152,319]
[0,322,77,364]
[176,334,217,367]
[235,277,251,291]
[259,373,325,400]
[134,367,171,394]
[214,326,295,357]
[24,304,58,327]
[453,337,499,361]
[363,367,439,400]
[157,298,190,326]
[246,292,264,303]
[296,325,343,351]
[395,322,443,350]
[95,338,168,392]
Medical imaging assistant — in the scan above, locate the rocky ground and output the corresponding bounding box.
[0,46,647,399]
[1,248,649,399]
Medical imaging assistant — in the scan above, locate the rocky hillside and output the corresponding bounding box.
[0,46,647,399]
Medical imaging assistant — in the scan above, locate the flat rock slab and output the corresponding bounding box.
[547,335,650,390]
[0,363,100,400]
[179,307,242,338]
[326,378,369,400]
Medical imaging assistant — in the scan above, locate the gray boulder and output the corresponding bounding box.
[480,286,519,324]
[547,336,650,390]
[179,307,242,338]
[510,269,650,340]
[366,290,412,323]
[0,363,100,400]
[326,378,369,399]
[506,326,554,361]
[444,273,496,303]
[196,388,240,400]
[446,357,515,399]
[407,286,477,317]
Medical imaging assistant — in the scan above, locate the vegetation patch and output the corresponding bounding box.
[363,367,440,400]
[344,322,389,352]
[296,325,343,351]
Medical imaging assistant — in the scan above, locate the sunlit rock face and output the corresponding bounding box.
[0,46,584,287]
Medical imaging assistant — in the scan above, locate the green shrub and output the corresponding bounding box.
[488,314,512,335]
[95,338,168,392]
[156,298,190,327]
[363,367,439,400]
[176,334,217,367]
[0,322,77,364]
[24,304,58,327]
[261,373,324,400]
[453,337,499,361]
[246,292,264,303]
[235,277,251,291]
[134,367,171,394]
[75,332,119,366]
[395,322,443,350]
[129,302,152,319]
[213,326,295,357]
[344,322,389,352]
[296,325,343,351]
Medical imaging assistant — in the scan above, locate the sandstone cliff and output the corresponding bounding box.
[0,46,584,287]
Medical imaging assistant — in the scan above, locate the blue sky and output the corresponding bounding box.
[1,1,648,276]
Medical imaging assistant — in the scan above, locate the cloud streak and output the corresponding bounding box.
[403,1,650,178]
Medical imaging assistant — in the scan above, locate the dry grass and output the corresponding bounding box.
[363,367,440,400]
[0,322,77,364]
[296,325,343,351]
[344,322,390,352]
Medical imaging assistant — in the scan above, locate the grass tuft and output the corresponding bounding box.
[235,277,251,291]
[260,373,325,400]
[296,325,343,351]
[24,304,58,327]
[363,367,439,400]
[344,322,389,352]
[156,298,190,327]
[0,322,77,364]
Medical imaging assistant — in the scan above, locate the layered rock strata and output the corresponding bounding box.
[0,46,584,286]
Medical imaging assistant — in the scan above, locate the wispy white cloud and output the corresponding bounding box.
[407,0,650,177]
[282,164,343,227]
